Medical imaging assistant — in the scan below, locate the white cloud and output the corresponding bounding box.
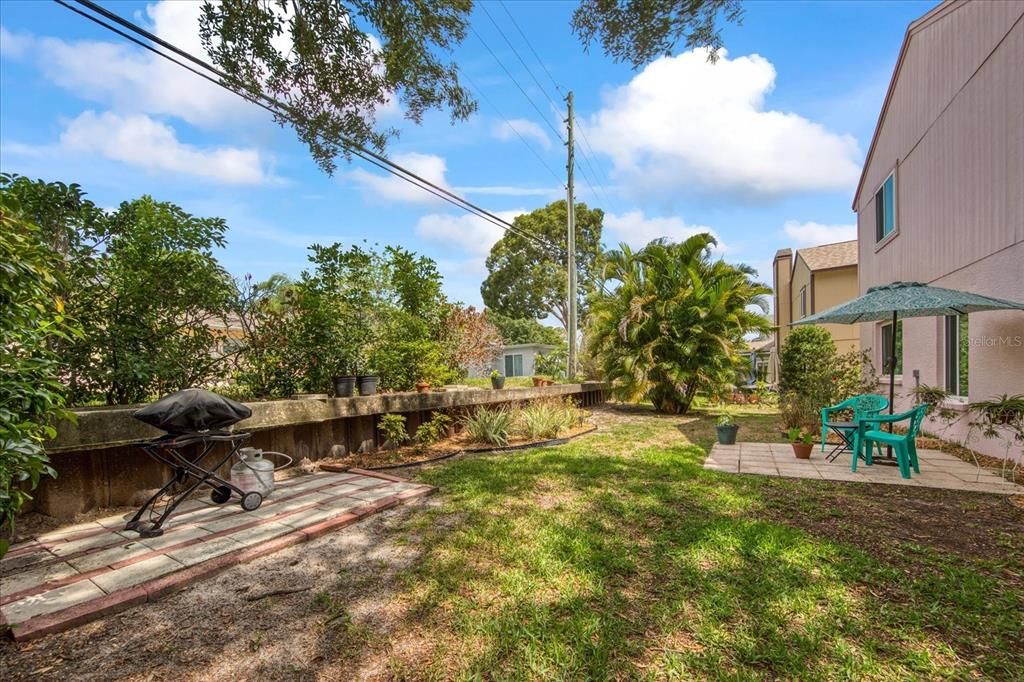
[782,220,857,246]
[3,3,255,128]
[491,118,552,150]
[604,210,724,251]
[0,26,31,58]
[415,209,526,275]
[60,111,273,185]
[584,48,862,199]
[347,152,451,204]
[455,185,562,198]
[4,2,399,130]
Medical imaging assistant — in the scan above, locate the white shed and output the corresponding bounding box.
[469,343,557,378]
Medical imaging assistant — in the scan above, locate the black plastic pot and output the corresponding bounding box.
[716,424,739,445]
[357,375,378,396]
[333,375,356,398]
[491,375,505,390]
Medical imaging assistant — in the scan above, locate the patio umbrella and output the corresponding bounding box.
[793,281,1024,454]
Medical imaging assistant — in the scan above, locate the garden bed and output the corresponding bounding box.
[317,420,596,470]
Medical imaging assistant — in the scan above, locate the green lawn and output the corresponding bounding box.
[373,405,1024,679]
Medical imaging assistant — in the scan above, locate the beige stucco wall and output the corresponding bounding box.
[773,253,793,351]
[813,267,861,354]
[788,259,860,355]
[790,258,812,325]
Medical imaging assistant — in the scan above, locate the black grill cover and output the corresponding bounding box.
[133,388,252,434]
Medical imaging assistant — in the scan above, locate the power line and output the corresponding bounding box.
[58,0,562,257]
[59,0,612,299]
[484,2,612,205]
[469,24,565,145]
[499,1,565,99]
[458,69,563,186]
[480,2,562,120]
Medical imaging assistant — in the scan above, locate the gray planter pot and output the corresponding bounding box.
[716,424,739,445]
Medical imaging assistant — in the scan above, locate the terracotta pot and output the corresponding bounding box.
[532,377,544,387]
[415,382,430,393]
[791,442,813,459]
[543,379,555,386]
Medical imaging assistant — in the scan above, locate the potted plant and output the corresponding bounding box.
[332,373,356,398]
[357,374,378,396]
[787,427,814,459]
[415,380,431,393]
[532,375,544,387]
[715,413,739,444]
[490,369,505,390]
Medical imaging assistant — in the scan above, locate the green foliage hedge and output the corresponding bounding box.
[0,189,77,550]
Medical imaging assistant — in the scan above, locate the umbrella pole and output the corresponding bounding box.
[887,310,897,459]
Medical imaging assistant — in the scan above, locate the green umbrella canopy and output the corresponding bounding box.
[793,281,1024,326]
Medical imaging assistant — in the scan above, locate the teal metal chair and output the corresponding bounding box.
[820,394,890,459]
[855,404,929,479]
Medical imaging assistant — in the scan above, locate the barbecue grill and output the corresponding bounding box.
[125,388,261,538]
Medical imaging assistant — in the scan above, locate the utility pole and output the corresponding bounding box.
[565,91,577,379]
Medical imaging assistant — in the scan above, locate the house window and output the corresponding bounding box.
[799,286,807,318]
[880,320,903,375]
[504,353,524,377]
[944,314,969,397]
[874,171,896,242]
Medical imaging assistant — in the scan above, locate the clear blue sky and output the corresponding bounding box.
[0,0,934,309]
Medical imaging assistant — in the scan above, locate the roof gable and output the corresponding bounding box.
[796,240,858,271]
[851,0,963,209]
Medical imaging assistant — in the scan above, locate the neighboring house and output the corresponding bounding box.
[773,240,860,364]
[853,0,1024,461]
[738,336,773,386]
[468,343,557,378]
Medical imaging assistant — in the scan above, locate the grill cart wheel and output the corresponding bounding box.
[211,485,232,504]
[241,491,263,511]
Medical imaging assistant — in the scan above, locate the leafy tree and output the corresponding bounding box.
[0,193,79,552]
[199,0,477,175]
[481,200,603,331]
[572,0,744,67]
[486,310,564,346]
[199,2,739,171]
[587,234,771,414]
[1,174,236,405]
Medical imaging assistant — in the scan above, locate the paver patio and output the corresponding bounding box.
[0,468,433,641]
[705,442,1023,494]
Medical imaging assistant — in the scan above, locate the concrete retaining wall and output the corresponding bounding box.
[35,383,608,518]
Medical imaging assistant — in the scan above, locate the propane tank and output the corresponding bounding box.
[231,447,275,496]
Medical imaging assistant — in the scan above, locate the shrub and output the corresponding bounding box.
[517,400,566,440]
[780,391,820,431]
[830,350,878,403]
[1,192,78,553]
[534,346,568,380]
[414,412,452,448]
[369,339,457,392]
[377,414,408,450]
[515,398,585,440]
[779,326,836,395]
[462,407,514,447]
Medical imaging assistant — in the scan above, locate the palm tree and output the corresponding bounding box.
[587,234,771,414]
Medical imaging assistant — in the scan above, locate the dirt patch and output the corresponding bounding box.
[12,505,136,544]
[756,479,1024,577]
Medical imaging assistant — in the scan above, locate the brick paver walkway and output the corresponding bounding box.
[0,468,433,640]
[705,442,1022,494]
